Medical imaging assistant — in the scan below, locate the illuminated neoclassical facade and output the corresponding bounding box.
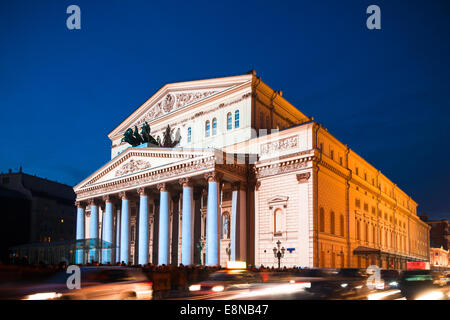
[74,71,430,269]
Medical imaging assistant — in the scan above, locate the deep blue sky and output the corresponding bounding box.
[1,0,449,219]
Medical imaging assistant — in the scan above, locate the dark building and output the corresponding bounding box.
[420,214,450,251]
[0,169,76,263]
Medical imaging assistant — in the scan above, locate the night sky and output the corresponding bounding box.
[1,0,449,220]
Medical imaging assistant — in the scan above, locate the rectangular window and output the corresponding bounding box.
[187,127,192,142]
[330,150,334,160]
[234,110,240,128]
[355,199,361,208]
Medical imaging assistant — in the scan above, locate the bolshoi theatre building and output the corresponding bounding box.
[74,71,430,269]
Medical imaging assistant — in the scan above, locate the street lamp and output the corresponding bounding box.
[273,240,285,269]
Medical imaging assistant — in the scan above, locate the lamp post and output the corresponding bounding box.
[273,240,285,269]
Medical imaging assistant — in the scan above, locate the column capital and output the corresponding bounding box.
[102,194,112,203]
[231,181,246,191]
[75,201,86,208]
[137,187,149,196]
[204,171,223,183]
[179,177,193,188]
[88,198,99,206]
[119,191,129,200]
[157,183,167,192]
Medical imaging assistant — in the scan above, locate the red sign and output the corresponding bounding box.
[407,262,430,270]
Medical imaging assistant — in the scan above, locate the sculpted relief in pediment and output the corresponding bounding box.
[134,90,218,127]
[115,159,151,177]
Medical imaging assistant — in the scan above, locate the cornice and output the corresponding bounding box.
[256,156,314,179]
[76,157,216,201]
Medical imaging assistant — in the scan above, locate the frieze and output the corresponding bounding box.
[260,136,298,155]
[138,93,251,136]
[133,91,218,127]
[256,158,311,178]
[76,159,216,200]
[115,159,152,177]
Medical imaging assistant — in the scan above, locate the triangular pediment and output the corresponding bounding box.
[74,147,216,191]
[267,195,289,203]
[108,74,253,139]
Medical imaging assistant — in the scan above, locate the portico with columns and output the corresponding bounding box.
[74,147,250,266]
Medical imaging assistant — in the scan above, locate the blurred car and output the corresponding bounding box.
[378,269,400,290]
[305,268,369,299]
[1,267,152,300]
[399,269,448,300]
[188,269,262,295]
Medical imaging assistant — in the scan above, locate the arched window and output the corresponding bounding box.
[330,211,335,234]
[227,113,232,130]
[222,213,230,239]
[234,110,240,128]
[212,118,217,135]
[274,209,282,233]
[319,208,325,232]
[340,214,345,236]
[373,226,376,243]
[205,120,210,137]
[365,223,369,242]
[187,127,192,143]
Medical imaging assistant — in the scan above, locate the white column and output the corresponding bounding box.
[88,199,99,263]
[180,178,194,265]
[115,207,121,263]
[137,188,149,265]
[158,183,170,265]
[205,172,222,266]
[102,195,114,264]
[119,192,130,264]
[75,201,85,264]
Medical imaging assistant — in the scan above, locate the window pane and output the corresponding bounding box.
[205,121,210,137]
[234,110,239,128]
[212,118,217,135]
[227,113,232,130]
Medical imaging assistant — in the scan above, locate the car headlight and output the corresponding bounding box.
[212,285,225,292]
[416,290,444,300]
[389,281,398,287]
[189,285,201,292]
[23,292,62,300]
[340,283,348,288]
